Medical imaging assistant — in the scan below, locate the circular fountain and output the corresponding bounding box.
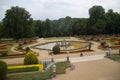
[33,40,89,51]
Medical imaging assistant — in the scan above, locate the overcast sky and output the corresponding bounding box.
[0,0,120,21]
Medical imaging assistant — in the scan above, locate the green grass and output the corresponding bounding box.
[8,62,70,80]
[70,42,87,49]
[109,55,120,61]
[44,37,70,40]
[6,45,15,54]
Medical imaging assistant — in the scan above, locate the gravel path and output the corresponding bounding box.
[52,58,120,80]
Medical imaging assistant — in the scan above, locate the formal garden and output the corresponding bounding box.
[0,3,120,80]
[0,36,120,80]
[0,40,71,80]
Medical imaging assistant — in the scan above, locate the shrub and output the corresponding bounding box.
[0,60,7,80]
[24,51,39,65]
[52,45,60,54]
[25,47,30,53]
[0,50,8,57]
[18,43,23,50]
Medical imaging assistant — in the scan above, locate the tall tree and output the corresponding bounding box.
[3,6,34,39]
[89,5,105,25]
[88,5,106,34]
[43,19,51,37]
[105,9,120,34]
[33,20,42,37]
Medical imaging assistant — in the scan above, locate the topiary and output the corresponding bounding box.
[24,51,39,65]
[25,47,31,53]
[52,45,60,54]
[0,60,7,80]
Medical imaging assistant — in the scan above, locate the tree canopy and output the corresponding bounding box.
[3,6,34,39]
[1,5,120,39]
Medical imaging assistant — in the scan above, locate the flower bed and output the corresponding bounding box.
[100,37,120,49]
[7,53,25,56]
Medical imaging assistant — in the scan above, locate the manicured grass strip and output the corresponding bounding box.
[70,42,87,49]
[108,55,120,61]
[44,37,70,40]
[56,62,70,74]
[8,62,70,80]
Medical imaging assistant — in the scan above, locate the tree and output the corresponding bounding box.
[43,19,51,37]
[3,6,34,39]
[33,20,43,37]
[88,5,106,34]
[89,5,105,25]
[0,22,4,39]
[105,9,120,34]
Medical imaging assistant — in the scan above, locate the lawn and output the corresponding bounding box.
[8,62,70,80]
[44,37,70,40]
[108,55,120,61]
[70,42,88,49]
[6,45,16,54]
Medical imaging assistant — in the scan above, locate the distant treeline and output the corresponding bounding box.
[0,5,120,39]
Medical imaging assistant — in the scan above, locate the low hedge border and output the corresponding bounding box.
[8,64,44,73]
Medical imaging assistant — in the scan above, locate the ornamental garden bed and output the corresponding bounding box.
[0,42,26,58]
[0,43,16,57]
[99,37,120,49]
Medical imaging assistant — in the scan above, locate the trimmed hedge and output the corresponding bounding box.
[8,66,39,73]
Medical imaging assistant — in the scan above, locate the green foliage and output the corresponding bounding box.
[109,55,120,61]
[8,62,70,80]
[0,50,8,57]
[8,66,39,73]
[0,60,7,80]
[25,47,30,53]
[56,62,70,74]
[3,6,34,39]
[24,51,38,65]
[1,5,120,38]
[52,45,60,54]
[89,6,105,21]
[33,20,42,37]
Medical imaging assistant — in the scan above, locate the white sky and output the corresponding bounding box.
[0,0,120,21]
